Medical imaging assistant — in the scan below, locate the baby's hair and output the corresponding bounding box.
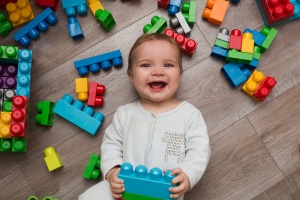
[127,33,183,75]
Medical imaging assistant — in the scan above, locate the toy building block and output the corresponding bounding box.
[168,0,182,16]
[164,28,197,57]
[36,100,55,126]
[229,29,242,51]
[83,154,101,180]
[0,112,12,138]
[53,94,105,135]
[169,12,191,36]
[95,9,116,31]
[74,50,123,76]
[75,78,88,101]
[241,32,254,53]
[10,96,28,137]
[226,49,253,64]
[12,137,26,152]
[88,82,105,107]
[16,50,32,98]
[143,16,167,34]
[260,26,278,52]
[0,46,18,63]
[243,28,266,47]
[44,146,63,171]
[181,0,197,27]
[35,0,59,11]
[242,70,265,96]
[246,46,261,68]
[62,0,87,17]
[5,0,34,28]
[202,0,229,26]
[158,0,169,9]
[118,163,176,200]
[0,138,12,152]
[68,17,84,41]
[211,45,228,59]
[13,7,58,47]
[221,62,251,88]
[122,192,164,200]
[255,0,295,26]
[88,0,104,16]
[0,12,13,37]
[253,76,276,102]
[0,0,17,8]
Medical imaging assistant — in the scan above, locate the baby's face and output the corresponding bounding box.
[129,40,181,104]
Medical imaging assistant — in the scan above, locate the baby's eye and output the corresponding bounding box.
[141,63,150,67]
[164,63,174,67]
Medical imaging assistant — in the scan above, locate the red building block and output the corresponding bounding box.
[88,82,105,107]
[158,0,169,9]
[10,96,28,137]
[253,76,276,102]
[35,0,59,11]
[229,29,242,51]
[164,28,197,57]
[258,0,294,25]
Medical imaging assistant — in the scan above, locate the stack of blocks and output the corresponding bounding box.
[118,162,176,200]
[0,45,32,152]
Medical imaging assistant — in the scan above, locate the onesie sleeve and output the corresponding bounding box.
[178,107,211,189]
[101,107,124,179]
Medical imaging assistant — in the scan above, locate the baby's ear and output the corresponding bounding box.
[128,71,133,83]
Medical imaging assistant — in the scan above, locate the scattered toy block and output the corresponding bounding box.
[260,26,278,52]
[118,163,176,200]
[164,28,197,57]
[74,50,123,76]
[168,0,182,16]
[169,11,191,36]
[10,96,28,137]
[253,76,277,102]
[53,94,105,135]
[202,0,229,26]
[68,17,84,41]
[242,70,265,96]
[158,0,169,9]
[95,9,116,31]
[144,16,167,34]
[62,0,87,17]
[88,82,105,107]
[75,78,88,101]
[88,0,104,16]
[44,146,63,171]
[0,11,13,37]
[36,100,55,126]
[13,7,58,47]
[5,0,34,28]
[35,0,59,11]
[16,49,32,98]
[221,62,251,88]
[181,0,197,27]
[83,154,101,180]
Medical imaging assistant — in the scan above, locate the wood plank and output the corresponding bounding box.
[184,117,283,200]
[247,83,300,176]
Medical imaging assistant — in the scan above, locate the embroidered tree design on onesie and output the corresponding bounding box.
[162,132,185,163]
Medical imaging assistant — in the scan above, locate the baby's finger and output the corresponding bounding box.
[171,168,182,176]
[169,184,184,194]
[171,174,184,185]
[112,193,122,199]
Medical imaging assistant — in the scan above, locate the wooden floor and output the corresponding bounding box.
[1,0,300,199]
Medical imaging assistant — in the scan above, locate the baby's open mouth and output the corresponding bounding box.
[149,82,166,89]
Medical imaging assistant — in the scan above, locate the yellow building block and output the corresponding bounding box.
[241,32,254,53]
[0,112,12,138]
[75,78,88,101]
[88,0,104,16]
[242,70,265,97]
[44,147,63,172]
[6,0,34,28]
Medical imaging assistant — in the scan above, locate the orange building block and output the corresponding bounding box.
[6,0,34,28]
[202,0,229,26]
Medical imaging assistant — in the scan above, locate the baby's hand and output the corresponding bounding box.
[168,168,191,199]
[106,167,125,199]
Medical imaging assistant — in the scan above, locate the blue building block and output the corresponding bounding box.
[16,49,32,98]
[62,0,87,17]
[211,45,228,59]
[118,163,176,200]
[53,94,105,135]
[68,17,84,41]
[243,28,266,47]
[168,0,182,16]
[221,62,251,88]
[74,50,123,76]
[231,0,240,3]
[13,8,58,47]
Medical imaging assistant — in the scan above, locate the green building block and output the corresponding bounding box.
[143,16,167,34]
[83,154,101,180]
[214,38,228,49]
[95,9,116,31]
[0,12,13,37]
[226,49,253,63]
[0,138,12,152]
[182,0,197,27]
[122,192,164,200]
[3,101,12,112]
[36,100,55,126]
[260,26,278,52]
[0,46,18,63]
[12,137,26,152]
[253,46,261,60]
